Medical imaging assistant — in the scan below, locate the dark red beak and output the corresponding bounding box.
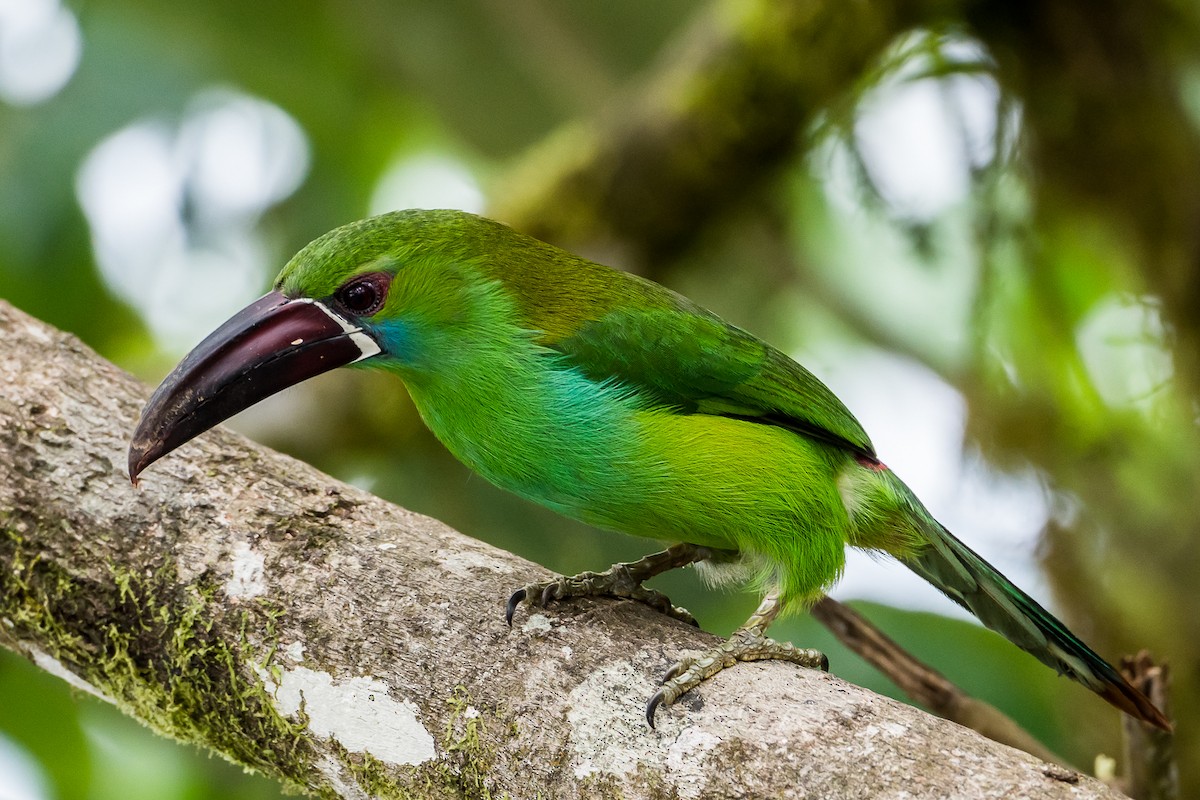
[128,291,381,482]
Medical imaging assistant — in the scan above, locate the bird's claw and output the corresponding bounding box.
[504,588,527,626]
[646,630,828,728]
[504,569,698,626]
[646,689,667,729]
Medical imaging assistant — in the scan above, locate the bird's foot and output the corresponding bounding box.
[645,628,828,728]
[506,544,713,627]
[506,563,698,627]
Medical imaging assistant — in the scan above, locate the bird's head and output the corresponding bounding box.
[127,209,506,482]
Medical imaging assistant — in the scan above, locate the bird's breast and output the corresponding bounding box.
[406,359,653,521]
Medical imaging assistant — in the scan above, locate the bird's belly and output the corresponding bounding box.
[609,412,854,602]
[613,412,850,540]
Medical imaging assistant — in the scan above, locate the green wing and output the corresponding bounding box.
[482,226,873,458]
[545,290,876,459]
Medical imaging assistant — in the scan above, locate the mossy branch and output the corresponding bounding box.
[490,0,954,274]
[0,301,1126,798]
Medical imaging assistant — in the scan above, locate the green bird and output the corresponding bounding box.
[128,209,1170,731]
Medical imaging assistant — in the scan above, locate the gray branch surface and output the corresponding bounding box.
[0,299,1121,798]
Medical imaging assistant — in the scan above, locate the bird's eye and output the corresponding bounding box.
[335,272,390,316]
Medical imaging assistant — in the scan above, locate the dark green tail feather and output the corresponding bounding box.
[905,520,1171,731]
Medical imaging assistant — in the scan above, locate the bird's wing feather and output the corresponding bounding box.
[544,291,875,459]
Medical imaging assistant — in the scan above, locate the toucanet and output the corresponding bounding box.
[128,209,1170,731]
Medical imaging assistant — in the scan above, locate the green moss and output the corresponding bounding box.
[577,768,683,800]
[339,747,412,799]
[2,523,540,799]
[440,685,495,799]
[0,522,316,795]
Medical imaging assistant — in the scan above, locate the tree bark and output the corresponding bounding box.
[0,299,1123,798]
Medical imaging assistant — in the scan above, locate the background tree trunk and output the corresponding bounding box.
[0,305,1127,799]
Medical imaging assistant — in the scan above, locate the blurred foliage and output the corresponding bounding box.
[1,0,1199,798]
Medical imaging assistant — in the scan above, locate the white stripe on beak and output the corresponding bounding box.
[298,297,384,363]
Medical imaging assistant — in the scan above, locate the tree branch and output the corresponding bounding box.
[0,300,1124,798]
[965,0,1200,396]
[490,0,952,273]
[1120,653,1178,800]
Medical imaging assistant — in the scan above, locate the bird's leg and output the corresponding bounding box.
[646,590,828,728]
[506,543,713,627]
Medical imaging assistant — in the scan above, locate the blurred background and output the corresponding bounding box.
[1,0,1198,797]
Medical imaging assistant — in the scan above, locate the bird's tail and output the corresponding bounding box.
[861,467,1171,730]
